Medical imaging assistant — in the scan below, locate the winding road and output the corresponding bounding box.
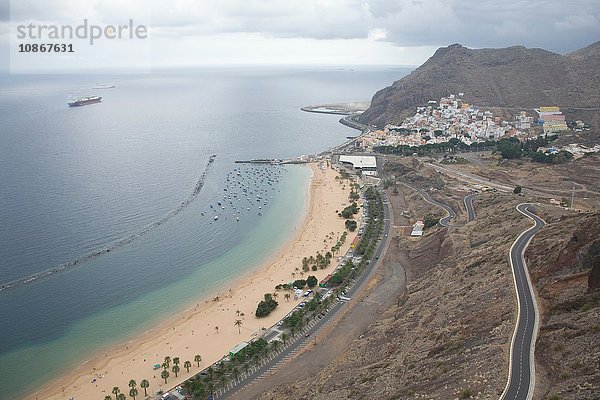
[464,194,477,222]
[500,204,545,400]
[399,182,456,227]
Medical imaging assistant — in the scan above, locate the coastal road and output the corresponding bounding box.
[217,189,393,399]
[500,204,545,400]
[400,182,456,227]
[464,194,477,222]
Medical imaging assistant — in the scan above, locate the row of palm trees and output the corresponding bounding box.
[103,354,202,400]
[104,379,148,400]
[183,338,284,399]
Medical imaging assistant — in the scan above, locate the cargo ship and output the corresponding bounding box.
[67,96,102,107]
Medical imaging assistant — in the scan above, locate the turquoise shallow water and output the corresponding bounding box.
[0,66,411,397]
[0,164,311,397]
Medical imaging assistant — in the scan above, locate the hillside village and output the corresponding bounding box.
[356,94,595,156]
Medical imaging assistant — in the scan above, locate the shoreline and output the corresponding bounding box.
[27,161,358,400]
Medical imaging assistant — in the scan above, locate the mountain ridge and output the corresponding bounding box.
[359,41,600,128]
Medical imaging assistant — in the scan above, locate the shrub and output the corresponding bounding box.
[513,185,522,194]
[459,388,473,399]
[292,279,307,289]
[424,214,439,229]
[306,275,318,288]
[255,293,278,318]
[345,219,357,231]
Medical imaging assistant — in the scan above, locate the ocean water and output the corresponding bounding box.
[0,66,410,397]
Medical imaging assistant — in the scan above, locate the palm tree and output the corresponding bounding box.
[232,365,240,381]
[281,332,289,345]
[172,364,180,378]
[117,394,126,400]
[235,309,241,317]
[234,319,243,334]
[112,386,120,400]
[173,357,180,367]
[218,373,228,391]
[272,292,278,300]
[161,369,170,383]
[192,384,206,400]
[164,356,171,368]
[271,340,282,353]
[206,381,215,397]
[128,379,137,389]
[140,379,149,397]
[184,360,192,373]
[284,292,291,302]
[105,396,113,400]
[129,387,138,400]
[194,354,202,367]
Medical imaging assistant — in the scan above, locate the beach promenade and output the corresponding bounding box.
[26,162,357,400]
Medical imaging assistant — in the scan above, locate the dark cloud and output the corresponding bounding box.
[5,0,599,53]
[369,0,600,53]
[144,0,599,53]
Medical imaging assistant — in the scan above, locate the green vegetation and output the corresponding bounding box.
[497,137,522,159]
[330,231,347,254]
[353,187,384,258]
[306,275,318,288]
[345,219,357,231]
[339,202,359,219]
[531,150,573,163]
[292,279,307,288]
[140,380,149,397]
[423,214,439,229]
[513,185,522,194]
[459,387,473,399]
[182,338,279,399]
[300,251,333,273]
[255,293,279,317]
[375,139,497,156]
[234,319,243,334]
[161,369,169,383]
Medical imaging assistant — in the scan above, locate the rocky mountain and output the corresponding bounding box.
[359,41,600,128]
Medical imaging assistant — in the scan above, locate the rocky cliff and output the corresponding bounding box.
[359,41,600,128]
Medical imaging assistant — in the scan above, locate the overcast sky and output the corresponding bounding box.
[1,0,599,70]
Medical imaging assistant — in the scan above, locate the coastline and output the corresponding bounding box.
[27,161,357,400]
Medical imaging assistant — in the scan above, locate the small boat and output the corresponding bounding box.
[93,83,116,89]
[214,215,219,221]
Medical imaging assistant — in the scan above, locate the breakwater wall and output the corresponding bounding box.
[0,155,217,293]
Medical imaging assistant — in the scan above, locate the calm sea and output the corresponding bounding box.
[0,66,410,397]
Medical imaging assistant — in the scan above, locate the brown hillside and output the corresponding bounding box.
[359,42,600,129]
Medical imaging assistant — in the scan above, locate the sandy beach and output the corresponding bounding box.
[28,162,358,400]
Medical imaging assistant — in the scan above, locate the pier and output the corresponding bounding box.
[235,105,373,166]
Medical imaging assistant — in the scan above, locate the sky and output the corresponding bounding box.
[1,0,599,71]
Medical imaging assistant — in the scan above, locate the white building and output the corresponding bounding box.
[411,221,425,236]
[339,155,378,176]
